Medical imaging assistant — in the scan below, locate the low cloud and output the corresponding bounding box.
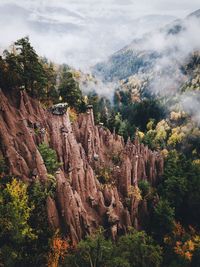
[140,15,200,123]
[1,0,200,113]
[181,92,200,125]
[0,0,178,69]
[133,16,200,96]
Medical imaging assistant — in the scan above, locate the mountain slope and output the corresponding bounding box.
[93,9,200,84]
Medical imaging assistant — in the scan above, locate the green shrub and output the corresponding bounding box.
[96,167,111,184]
[63,229,163,267]
[138,180,151,199]
[112,153,121,165]
[38,143,62,175]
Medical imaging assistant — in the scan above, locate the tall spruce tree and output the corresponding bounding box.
[14,37,47,97]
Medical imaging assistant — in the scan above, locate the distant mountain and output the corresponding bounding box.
[94,49,160,82]
[188,9,200,18]
[93,10,200,83]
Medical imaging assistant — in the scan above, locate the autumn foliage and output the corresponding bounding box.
[164,222,200,262]
[48,235,69,267]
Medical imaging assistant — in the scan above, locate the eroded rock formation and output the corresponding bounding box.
[0,89,164,244]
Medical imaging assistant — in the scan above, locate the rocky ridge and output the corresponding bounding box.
[0,89,163,244]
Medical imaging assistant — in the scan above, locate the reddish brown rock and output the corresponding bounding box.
[47,196,60,230]
[0,89,164,243]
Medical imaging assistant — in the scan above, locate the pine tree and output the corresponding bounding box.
[14,37,47,97]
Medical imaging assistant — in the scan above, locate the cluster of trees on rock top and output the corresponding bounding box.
[0,37,86,112]
[1,38,200,267]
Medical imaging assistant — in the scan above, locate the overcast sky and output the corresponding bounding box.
[1,0,199,17]
[0,0,199,69]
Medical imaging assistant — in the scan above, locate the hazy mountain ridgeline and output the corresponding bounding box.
[93,9,200,109]
[93,9,200,83]
[0,1,176,68]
